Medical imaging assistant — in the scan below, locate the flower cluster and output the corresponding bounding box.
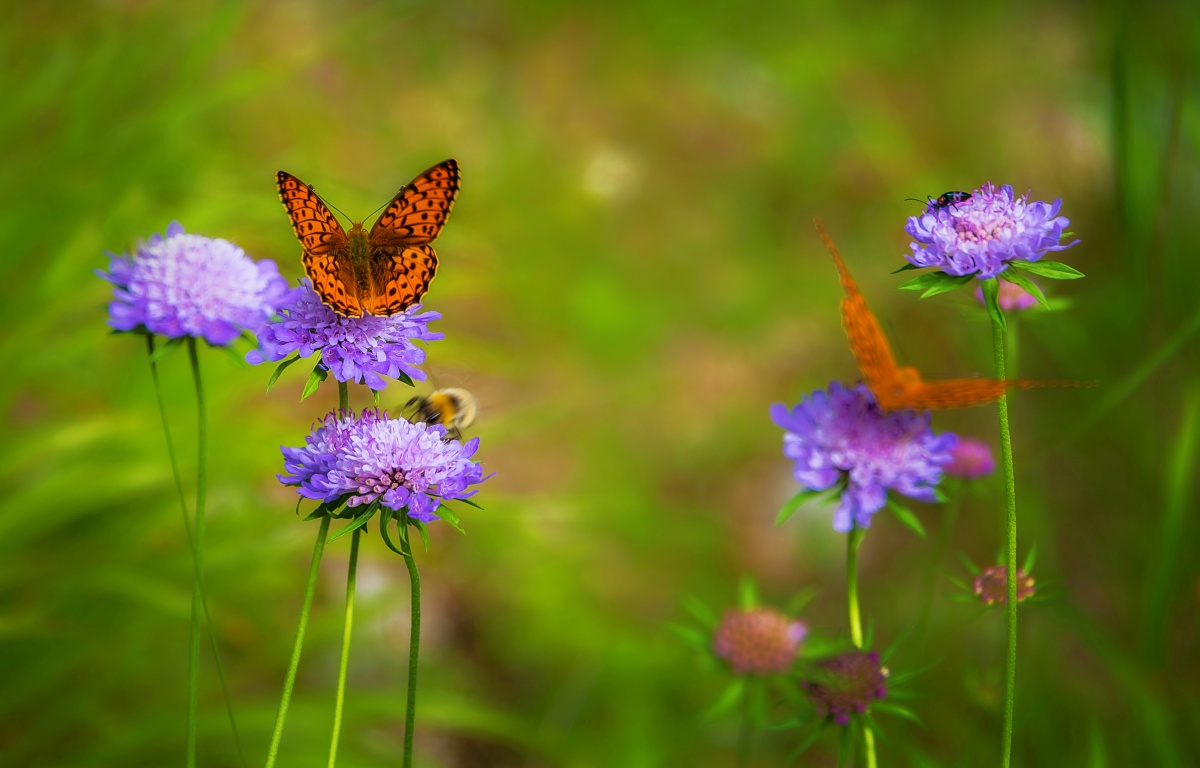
[771,382,956,532]
[904,183,1079,279]
[712,608,807,676]
[247,280,443,390]
[98,222,293,345]
[801,651,888,725]
[974,565,1036,606]
[944,438,996,479]
[280,408,486,523]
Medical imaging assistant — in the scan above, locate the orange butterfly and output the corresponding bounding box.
[277,159,460,317]
[815,218,1069,411]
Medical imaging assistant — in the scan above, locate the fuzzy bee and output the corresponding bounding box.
[405,388,478,440]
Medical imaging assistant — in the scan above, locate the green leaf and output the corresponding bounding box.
[891,262,921,274]
[1000,268,1050,310]
[980,278,1007,333]
[701,679,745,723]
[435,504,466,534]
[776,487,835,526]
[897,270,973,299]
[1010,260,1084,280]
[379,516,408,557]
[1022,544,1037,574]
[149,336,186,362]
[328,503,377,543]
[681,594,718,626]
[455,497,484,510]
[300,363,328,401]
[788,723,826,759]
[886,497,927,538]
[266,354,302,392]
[786,586,819,615]
[738,575,759,609]
[956,551,981,575]
[372,389,381,407]
[931,484,949,503]
[411,517,431,552]
[669,623,709,649]
[395,371,415,387]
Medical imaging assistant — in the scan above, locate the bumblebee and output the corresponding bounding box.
[405,388,478,439]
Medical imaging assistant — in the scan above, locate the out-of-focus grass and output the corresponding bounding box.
[2,1,1198,766]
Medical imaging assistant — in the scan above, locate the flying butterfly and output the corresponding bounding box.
[814,218,1071,411]
[405,388,478,441]
[276,159,460,317]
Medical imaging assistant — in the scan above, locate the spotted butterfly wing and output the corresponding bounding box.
[815,219,1073,411]
[277,171,361,316]
[364,159,461,316]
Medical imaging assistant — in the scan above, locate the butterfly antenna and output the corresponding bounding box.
[365,184,407,221]
[307,184,354,224]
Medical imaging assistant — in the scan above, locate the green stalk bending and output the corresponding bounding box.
[991,309,1020,768]
[736,677,755,767]
[847,526,877,768]
[264,517,331,768]
[401,523,422,768]
[148,338,244,766]
[327,529,361,768]
[186,338,208,768]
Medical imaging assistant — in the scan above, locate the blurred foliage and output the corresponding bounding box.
[2,0,1199,765]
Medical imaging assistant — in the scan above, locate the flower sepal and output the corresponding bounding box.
[897,270,974,299]
[884,495,926,538]
[1008,260,1085,281]
[776,482,844,526]
[980,277,1007,332]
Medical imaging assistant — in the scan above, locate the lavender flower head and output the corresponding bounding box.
[771,382,956,532]
[279,408,485,523]
[247,280,443,390]
[98,222,293,345]
[905,183,1079,279]
[945,437,996,479]
[713,608,808,676]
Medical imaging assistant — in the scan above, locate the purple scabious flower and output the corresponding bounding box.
[801,651,888,725]
[945,437,996,479]
[279,408,486,523]
[771,382,956,533]
[713,608,808,676]
[247,280,442,391]
[98,222,294,345]
[904,183,1079,279]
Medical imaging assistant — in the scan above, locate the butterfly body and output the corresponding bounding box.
[814,219,1068,411]
[277,159,460,317]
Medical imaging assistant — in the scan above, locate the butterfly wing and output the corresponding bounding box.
[814,219,903,398]
[890,378,1010,410]
[362,244,439,317]
[364,159,461,315]
[276,171,362,317]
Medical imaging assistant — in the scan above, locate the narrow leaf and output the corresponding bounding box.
[701,679,745,722]
[379,516,408,557]
[919,273,973,299]
[1000,268,1049,310]
[887,497,927,538]
[300,364,328,401]
[1010,260,1085,280]
[738,575,759,609]
[891,262,921,274]
[149,336,186,362]
[328,504,377,543]
[266,354,302,392]
[897,272,948,292]
[412,518,431,552]
[682,594,718,626]
[980,278,1007,333]
[435,504,466,534]
[776,487,835,526]
[1022,544,1037,574]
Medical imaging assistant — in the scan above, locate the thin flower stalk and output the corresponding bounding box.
[400,522,422,768]
[327,529,361,768]
[846,527,877,768]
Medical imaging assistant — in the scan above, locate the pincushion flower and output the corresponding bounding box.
[974,565,1035,606]
[904,183,1079,279]
[98,222,293,345]
[771,382,956,532]
[247,280,442,390]
[945,437,996,479]
[279,408,485,523]
[801,651,888,725]
[713,608,807,676]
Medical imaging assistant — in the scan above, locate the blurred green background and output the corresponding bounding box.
[3,1,1199,765]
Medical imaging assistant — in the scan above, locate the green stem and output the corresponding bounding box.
[736,678,755,767]
[991,310,1020,768]
[148,338,244,766]
[327,529,361,768]
[265,517,331,768]
[338,381,349,413]
[846,527,876,768]
[401,522,422,768]
[186,338,209,768]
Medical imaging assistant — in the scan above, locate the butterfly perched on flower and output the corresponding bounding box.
[276,160,460,317]
[814,218,1071,411]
